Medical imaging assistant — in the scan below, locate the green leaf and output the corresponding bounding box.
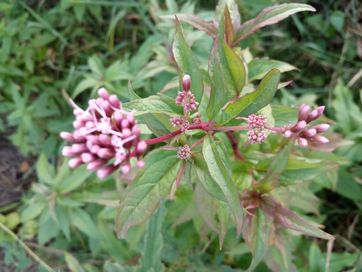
[222,68,280,124]
[139,203,166,272]
[257,141,293,192]
[21,201,46,222]
[234,3,316,44]
[36,153,55,185]
[202,136,243,235]
[247,210,272,271]
[70,208,99,239]
[248,58,296,81]
[160,14,216,36]
[173,17,204,102]
[65,253,85,272]
[219,37,247,96]
[194,154,226,201]
[88,55,105,76]
[116,149,180,238]
[58,166,92,194]
[217,200,231,249]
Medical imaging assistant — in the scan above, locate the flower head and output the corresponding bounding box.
[177,145,192,160]
[283,104,330,147]
[60,88,147,179]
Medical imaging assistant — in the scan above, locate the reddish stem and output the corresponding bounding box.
[145,122,212,145]
[225,131,245,161]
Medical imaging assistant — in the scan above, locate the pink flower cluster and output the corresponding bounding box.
[177,145,192,160]
[60,88,147,179]
[283,104,330,147]
[247,130,266,144]
[246,114,267,144]
[175,75,198,113]
[170,116,190,132]
[247,114,266,129]
[171,75,199,133]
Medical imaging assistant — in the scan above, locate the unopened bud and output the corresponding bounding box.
[291,121,307,132]
[297,137,308,147]
[98,88,109,100]
[303,128,317,138]
[307,110,319,123]
[313,124,330,133]
[182,74,191,91]
[121,164,131,174]
[313,135,329,144]
[68,157,83,168]
[283,130,293,138]
[137,160,145,168]
[298,104,310,121]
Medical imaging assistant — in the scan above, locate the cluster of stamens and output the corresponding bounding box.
[283,104,330,147]
[171,74,199,133]
[60,88,147,179]
[246,114,267,144]
[177,145,192,160]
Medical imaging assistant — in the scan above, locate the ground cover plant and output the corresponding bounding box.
[0,0,361,271]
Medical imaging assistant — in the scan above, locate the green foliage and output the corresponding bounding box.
[0,0,361,272]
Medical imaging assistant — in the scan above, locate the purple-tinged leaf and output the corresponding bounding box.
[262,196,334,240]
[234,4,316,44]
[216,0,241,30]
[244,210,273,271]
[160,14,216,37]
[224,7,234,46]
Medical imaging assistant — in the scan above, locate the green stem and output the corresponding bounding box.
[0,221,56,272]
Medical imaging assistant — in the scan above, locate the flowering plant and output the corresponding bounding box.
[59,2,344,271]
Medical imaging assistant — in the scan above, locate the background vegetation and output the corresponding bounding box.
[0,0,361,271]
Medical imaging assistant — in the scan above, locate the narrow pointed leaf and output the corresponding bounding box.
[203,136,243,235]
[224,7,234,46]
[247,210,273,271]
[222,68,280,124]
[139,204,166,272]
[116,150,180,238]
[173,17,204,102]
[234,4,316,44]
[160,14,216,36]
[248,58,297,81]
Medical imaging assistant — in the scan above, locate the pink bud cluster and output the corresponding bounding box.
[246,114,267,144]
[283,104,330,147]
[247,114,266,129]
[60,88,147,179]
[177,145,192,160]
[175,75,199,113]
[247,130,266,144]
[170,116,190,132]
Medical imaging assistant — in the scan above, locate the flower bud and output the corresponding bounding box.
[98,88,109,100]
[137,160,145,168]
[307,110,319,123]
[313,123,330,133]
[60,132,74,142]
[297,137,308,147]
[69,157,83,168]
[303,128,317,138]
[298,104,310,121]
[283,130,293,138]
[182,74,191,91]
[291,121,307,132]
[312,135,329,144]
[97,165,116,179]
[87,160,106,171]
